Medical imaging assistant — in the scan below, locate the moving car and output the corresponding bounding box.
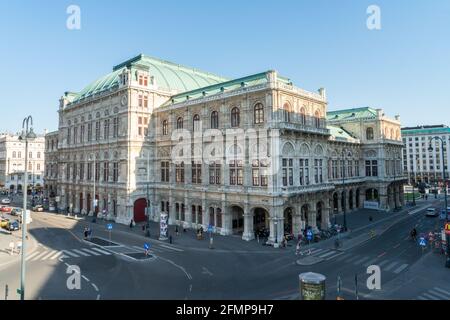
[32,205,44,212]
[0,218,9,228]
[6,220,20,231]
[426,208,439,217]
[1,198,11,205]
[10,208,23,216]
[0,206,12,213]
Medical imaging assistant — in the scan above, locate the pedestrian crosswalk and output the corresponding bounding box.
[304,248,411,275]
[26,246,113,262]
[417,287,450,300]
[26,242,184,262]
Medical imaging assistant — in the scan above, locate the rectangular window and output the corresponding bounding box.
[348,160,353,177]
[192,162,202,184]
[161,161,170,182]
[229,160,243,185]
[176,163,185,183]
[300,159,310,185]
[138,94,143,107]
[113,162,119,182]
[73,127,78,144]
[67,127,71,145]
[104,119,110,139]
[314,159,323,183]
[355,160,360,177]
[88,123,93,141]
[80,125,85,143]
[113,118,119,138]
[87,163,92,180]
[95,121,100,141]
[282,159,293,186]
[79,163,84,181]
[209,162,221,185]
[144,95,148,108]
[95,162,100,181]
[72,163,77,181]
[103,162,109,182]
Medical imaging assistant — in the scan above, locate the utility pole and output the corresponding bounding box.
[19,116,36,301]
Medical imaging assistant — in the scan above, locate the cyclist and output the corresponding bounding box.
[410,228,417,241]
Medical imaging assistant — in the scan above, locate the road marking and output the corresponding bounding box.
[63,250,80,257]
[90,247,112,255]
[344,255,361,264]
[378,259,390,267]
[317,250,337,258]
[202,267,213,276]
[353,256,371,265]
[32,251,48,261]
[393,243,401,249]
[417,296,427,300]
[96,294,101,300]
[334,253,351,262]
[72,249,90,257]
[91,283,99,292]
[41,250,57,261]
[393,263,409,274]
[159,244,184,252]
[51,251,63,260]
[326,252,345,260]
[384,261,399,272]
[377,252,387,258]
[422,293,440,300]
[25,251,41,261]
[81,248,101,256]
[363,257,379,267]
[310,248,324,254]
[432,287,450,297]
[82,275,90,282]
[428,289,450,300]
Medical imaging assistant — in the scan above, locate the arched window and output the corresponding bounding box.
[231,107,240,127]
[254,103,264,124]
[176,117,183,129]
[12,151,16,158]
[162,120,168,135]
[300,107,306,125]
[282,103,290,123]
[193,114,200,132]
[366,127,374,140]
[314,110,321,128]
[211,111,219,129]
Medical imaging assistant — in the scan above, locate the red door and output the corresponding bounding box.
[134,198,147,223]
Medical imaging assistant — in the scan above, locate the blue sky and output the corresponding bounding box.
[0,0,449,133]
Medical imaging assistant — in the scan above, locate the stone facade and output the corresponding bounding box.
[48,54,406,242]
[0,133,45,193]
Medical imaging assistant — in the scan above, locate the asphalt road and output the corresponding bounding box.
[0,197,447,300]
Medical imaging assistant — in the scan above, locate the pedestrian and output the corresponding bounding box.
[295,241,301,255]
[175,225,179,236]
[169,234,173,244]
[83,227,88,240]
[130,219,134,229]
[369,215,373,222]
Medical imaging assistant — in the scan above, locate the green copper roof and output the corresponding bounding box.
[69,54,229,104]
[327,107,378,121]
[401,127,450,135]
[328,125,357,141]
[163,71,272,106]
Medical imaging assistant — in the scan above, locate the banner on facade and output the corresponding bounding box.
[364,201,379,210]
[159,212,168,240]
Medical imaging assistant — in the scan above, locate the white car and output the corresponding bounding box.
[426,208,439,217]
[1,198,11,205]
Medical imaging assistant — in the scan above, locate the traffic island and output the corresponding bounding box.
[85,236,120,247]
[122,252,155,261]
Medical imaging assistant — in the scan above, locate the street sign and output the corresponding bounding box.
[419,237,427,247]
[107,223,113,230]
[306,230,313,241]
[144,243,150,250]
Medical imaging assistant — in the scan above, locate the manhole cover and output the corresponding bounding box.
[86,237,120,247]
[122,252,155,260]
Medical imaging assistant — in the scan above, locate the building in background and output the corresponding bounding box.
[401,125,450,185]
[50,54,406,242]
[0,133,45,194]
[43,131,59,206]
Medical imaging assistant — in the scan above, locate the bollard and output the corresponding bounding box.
[5,284,8,300]
[209,237,214,249]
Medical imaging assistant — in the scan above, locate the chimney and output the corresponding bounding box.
[376,108,383,118]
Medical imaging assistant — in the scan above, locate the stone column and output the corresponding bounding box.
[379,187,388,211]
[322,204,331,230]
[399,186,405,206]
[352,190,357,212]
[168,194,176,225]
[74,192,80,214]
[337,192,342,213]
[293,211,302,238]
[220,200,232,236]
[184,192,192,229]
[242,203,254,241]
[202,196,208,227]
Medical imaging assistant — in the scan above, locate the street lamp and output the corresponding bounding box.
[18,116,37,300]
[341,149,348,232]
[428,136,450,268]
[89,155,97,221]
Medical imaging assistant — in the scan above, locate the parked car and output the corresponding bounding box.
[0,218,9,228]
[1,198,11,205]
[0,206,12,213]
[32,205,44,212]
[10,208,23,216]
[6,220,20,231]
[426,208,439,217]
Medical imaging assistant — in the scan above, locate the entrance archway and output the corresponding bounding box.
[17,184,22,192]
[301,204,309,228]
[332,192,338,213]
[87,194,92,212]
[356,188,361,208]
[9,185,14,192]
[284,208,294,234]
[316,202,323,229]
[366,188,379,201]
[231,206,244,233]
[79,193,84,211]
[133,198,147,223]
[341,191,346,211]
[253,207,269,232]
